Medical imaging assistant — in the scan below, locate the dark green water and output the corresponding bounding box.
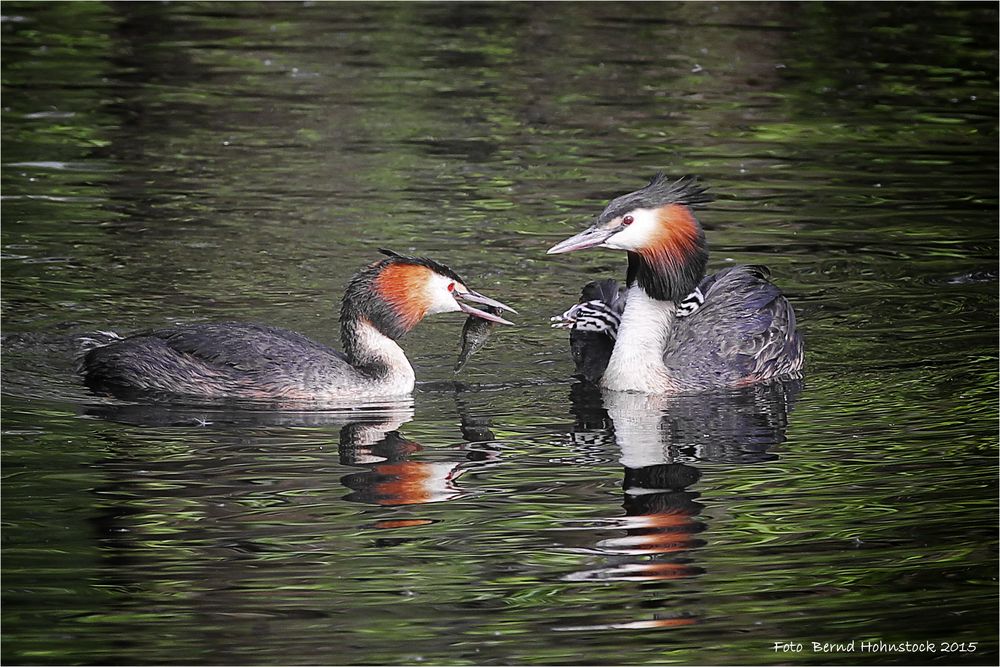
[2,2,997,665]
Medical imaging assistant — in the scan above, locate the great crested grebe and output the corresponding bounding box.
[547,173,803,393]
[79,249,515,401]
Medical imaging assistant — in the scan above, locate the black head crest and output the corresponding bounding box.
[373,248,465,284]
[599,173,713,225]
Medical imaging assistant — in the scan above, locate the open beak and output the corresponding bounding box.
[546,225,614,254]
[456,290,517,325]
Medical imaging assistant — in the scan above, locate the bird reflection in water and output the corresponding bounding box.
[75,391,503,626]
[83,387,503,522]
[338,398,502,511]
[557,379,800,630]
[340,387,501,514]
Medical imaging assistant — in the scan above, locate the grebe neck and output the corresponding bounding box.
[601,285,683,393]
[341,316,414,384]
[626,243,705,303]
[339,281,417,394]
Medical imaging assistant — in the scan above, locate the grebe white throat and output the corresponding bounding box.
[342,317,416,398]
[601,286,679,393]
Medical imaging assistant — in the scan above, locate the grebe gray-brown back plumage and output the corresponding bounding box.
[79,249,515,401]
[548,174,803,393]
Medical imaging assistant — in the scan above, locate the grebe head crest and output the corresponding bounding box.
[342,249,515,341]
[547,174,711,301]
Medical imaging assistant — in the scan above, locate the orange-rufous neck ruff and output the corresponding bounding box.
[640,204,702,267]
[375,262,433,331]
[625,204,707,303]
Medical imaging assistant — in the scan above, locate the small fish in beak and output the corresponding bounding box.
[454,306,505,373]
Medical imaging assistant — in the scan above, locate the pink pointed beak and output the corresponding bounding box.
[547,225,614,254]
[456,290,516,325]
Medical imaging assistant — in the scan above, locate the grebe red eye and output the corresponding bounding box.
[448,282,456,292]
[622,215,634,226]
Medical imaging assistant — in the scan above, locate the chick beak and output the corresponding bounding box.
[455,290,516,325]
[546,225,614,254]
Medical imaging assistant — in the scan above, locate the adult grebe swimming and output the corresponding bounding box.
[548,174,803,393]
[79,249,515,400]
